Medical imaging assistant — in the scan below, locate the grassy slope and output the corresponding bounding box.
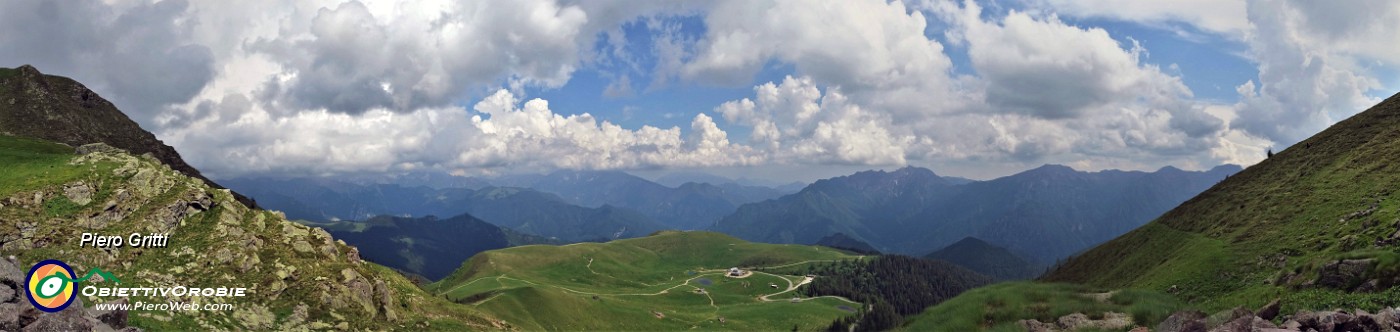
[1037,93,1400,314]
[429,231,864,331]
[0,135,503,330]
[0,135,91,193]
[901,282,1183,331]
[903,94,1400,331]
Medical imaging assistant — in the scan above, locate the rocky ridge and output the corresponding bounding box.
[0,142,503,330]
[0,65,255,208]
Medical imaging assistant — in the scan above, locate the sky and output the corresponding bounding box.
[1,0,1397,182]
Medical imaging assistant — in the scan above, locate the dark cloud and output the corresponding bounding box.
[1169,106,1225,138]
[0,0,215,126]
[249,1,397,114]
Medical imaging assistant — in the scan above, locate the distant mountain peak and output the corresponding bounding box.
[892,165,940,177]
[926,236,1038,280]
[1033,164,1076,172]
[1210,164,1244,173]
[948,236,993,247]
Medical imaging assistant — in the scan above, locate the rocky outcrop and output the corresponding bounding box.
[0,64,256,209]
[1157,300,1400,332]
[0,147,501,330]
[1157,311,1208,332]
[62,182,92,206]
[1315,259,1376,290]
[1016,312,1136,331]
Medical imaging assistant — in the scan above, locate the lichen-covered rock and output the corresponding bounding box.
[283,303,309,328]
[282,222,311,241]
[344,243,361,264]
[374,280,398,322]
[274,262,298,281]
[233,304,276,330]
[214,248,234,264]
[340,268,377,316]
[62,182,92,206]
[1056,313,1089,330]
[292,240,314,253]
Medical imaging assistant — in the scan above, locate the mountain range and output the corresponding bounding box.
[903,93,1400,330]
[712,164,1241,263]
[505,170,791,230]
[304,214,559,281]
[232,157,1240,267]
[222,178,668,242]
[1044,91,1400,304]
[10,62,1400,331]
[227,170,789,232]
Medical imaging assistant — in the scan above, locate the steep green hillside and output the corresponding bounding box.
[0,135,504,330]
[926,237,1040,280]
[428,231,865,331]
[1044,92,1400,313]
[900,283,1183,331]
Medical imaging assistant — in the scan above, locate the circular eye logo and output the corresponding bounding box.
[26,259,77,313]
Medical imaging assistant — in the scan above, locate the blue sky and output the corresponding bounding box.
[2,0,1397,181]
[536,9,1265,131]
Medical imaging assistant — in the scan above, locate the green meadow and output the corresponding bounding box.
[429,231,866,330]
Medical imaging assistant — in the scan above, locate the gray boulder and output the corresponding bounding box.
[1316,259,1375,290]
[1158,310,1208,332]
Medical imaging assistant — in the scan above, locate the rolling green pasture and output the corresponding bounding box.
[429,231,865,330]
